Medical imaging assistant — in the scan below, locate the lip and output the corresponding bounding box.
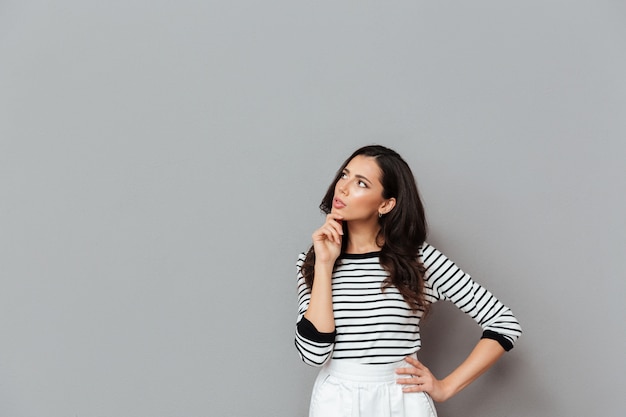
[333,198,346,209]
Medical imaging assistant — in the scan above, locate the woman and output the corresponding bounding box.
[295,145,522,417]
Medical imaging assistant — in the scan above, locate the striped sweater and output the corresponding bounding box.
[295,243,522,366]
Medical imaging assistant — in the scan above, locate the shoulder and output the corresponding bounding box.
[296,251,308,270]
[417,242,437,261]
[417,242,455,273]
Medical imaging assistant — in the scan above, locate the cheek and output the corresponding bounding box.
[354,191,382,208]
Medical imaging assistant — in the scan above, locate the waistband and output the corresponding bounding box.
[324,353,417,383]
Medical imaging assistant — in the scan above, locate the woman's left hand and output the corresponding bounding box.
[395,356,451,402]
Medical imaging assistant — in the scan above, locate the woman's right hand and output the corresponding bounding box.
[312,213,344,266]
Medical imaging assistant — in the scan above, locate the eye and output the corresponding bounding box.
[357,180,367,188]
[340,172,348,179]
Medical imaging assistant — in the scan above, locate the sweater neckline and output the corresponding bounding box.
[340,251,381,259]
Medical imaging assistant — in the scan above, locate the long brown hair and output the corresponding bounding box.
[301,145,429,313]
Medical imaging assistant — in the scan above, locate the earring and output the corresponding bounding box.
[378,212,382,218]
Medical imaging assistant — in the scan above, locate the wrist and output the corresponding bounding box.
[437,377,458,402]
[314,261,335,272]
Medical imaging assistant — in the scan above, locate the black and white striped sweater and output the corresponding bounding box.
[295,243,522,366]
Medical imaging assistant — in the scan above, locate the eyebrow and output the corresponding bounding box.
[343,168,373,185]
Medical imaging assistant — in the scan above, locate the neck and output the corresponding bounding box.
[345,220,382,254]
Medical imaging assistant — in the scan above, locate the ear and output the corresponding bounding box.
[379,197,396,215]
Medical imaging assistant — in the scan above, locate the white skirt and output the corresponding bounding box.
[309,357,437,417]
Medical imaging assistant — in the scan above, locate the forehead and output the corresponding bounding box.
[344,155,382,183]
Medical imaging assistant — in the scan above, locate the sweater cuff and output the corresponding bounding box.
[297,317,336,343]
[481,330,514,351]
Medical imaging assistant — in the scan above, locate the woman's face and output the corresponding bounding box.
[331,155,394,222]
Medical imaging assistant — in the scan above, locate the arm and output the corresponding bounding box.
[421,243,522,348]
[294,213,344,366]
[302,212,343,332]
[294,259,337,366]
[396,338,505,402]
[395,244,522,400]
[303,263,335,332]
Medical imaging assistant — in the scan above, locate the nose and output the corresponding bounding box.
[337,182,348,195]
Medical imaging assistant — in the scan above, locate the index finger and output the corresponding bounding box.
[326,212,344,222]
[325,213,344,233]
[404,356,423,368]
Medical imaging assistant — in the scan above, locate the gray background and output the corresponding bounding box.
[1,1,625,416]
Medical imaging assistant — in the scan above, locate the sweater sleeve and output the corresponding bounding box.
[420,243,522,351]
[294,253,336,366]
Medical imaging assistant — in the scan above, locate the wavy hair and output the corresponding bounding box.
[301,145,429,313]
